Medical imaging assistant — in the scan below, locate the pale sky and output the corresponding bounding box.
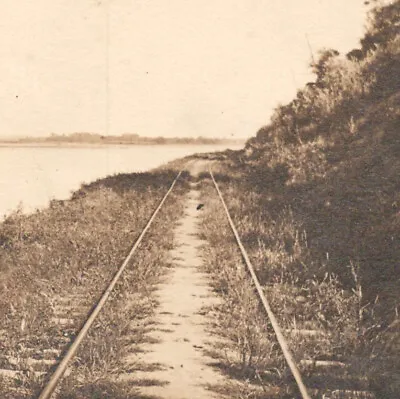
[0,0,368,139]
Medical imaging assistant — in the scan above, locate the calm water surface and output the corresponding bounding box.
[0,144,239,218]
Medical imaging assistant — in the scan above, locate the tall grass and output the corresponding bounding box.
[198,168,391,397]
[0,167,188,397]
[56,176,187,398]
[199,179,288,398]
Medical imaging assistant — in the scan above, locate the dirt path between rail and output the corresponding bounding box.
[119,161,229,399]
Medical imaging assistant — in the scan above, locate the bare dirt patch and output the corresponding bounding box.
[121,181,229,398]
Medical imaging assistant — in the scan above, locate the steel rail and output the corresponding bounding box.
[209,169,312,399]
[38,170,182,399]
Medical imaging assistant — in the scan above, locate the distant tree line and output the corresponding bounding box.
[5,132,243,146]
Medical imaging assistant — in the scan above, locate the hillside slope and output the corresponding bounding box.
[217,4,400,395]
[240,1,399,321]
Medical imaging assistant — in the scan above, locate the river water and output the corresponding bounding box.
[0,144,239,218]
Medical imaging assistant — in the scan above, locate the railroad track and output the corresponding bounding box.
[208,169,376,399]
[0,166,378,398]
[0,171,181,398]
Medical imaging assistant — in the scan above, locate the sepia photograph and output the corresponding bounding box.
[0,1,399,398]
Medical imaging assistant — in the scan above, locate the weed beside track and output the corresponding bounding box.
[198,166,382,398]
[199,175,295,399]
[57,172,188,399]
[0,167,188,398]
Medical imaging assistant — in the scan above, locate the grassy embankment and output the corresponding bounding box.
[199,2,399,398]
[0,161,189,397]
[198,172,284,399]
[199,167,371,398]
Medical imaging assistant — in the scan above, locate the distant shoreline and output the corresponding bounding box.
[0,141,243,149]
[0,133,245,148]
